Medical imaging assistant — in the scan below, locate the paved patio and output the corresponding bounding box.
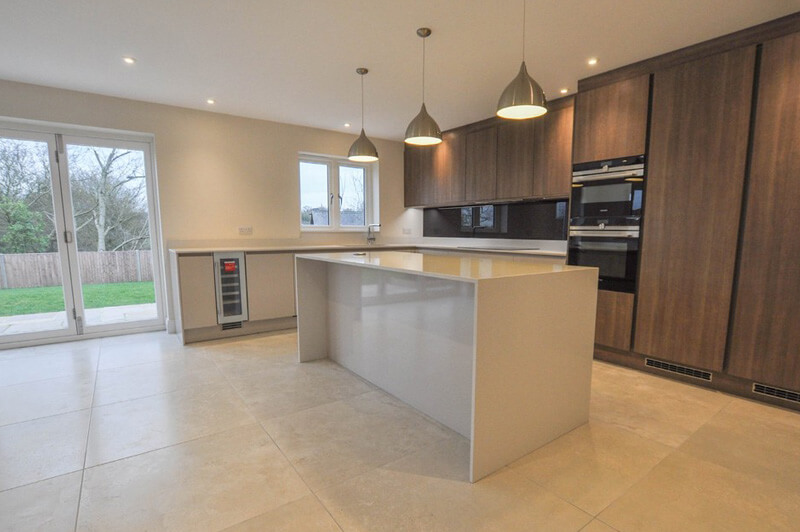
[0,303,157,335]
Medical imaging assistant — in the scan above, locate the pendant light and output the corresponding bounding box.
[348,67,379,162]
[405,27,442,146]
[496,0,547,119]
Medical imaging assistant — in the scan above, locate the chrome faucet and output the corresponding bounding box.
[367,224,381,245]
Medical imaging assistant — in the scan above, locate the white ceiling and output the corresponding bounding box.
[1,1,799,141]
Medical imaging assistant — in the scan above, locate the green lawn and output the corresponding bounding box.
[0,282,155,316]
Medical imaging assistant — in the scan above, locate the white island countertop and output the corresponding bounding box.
[295,250,587,282]
[295,249,599,482]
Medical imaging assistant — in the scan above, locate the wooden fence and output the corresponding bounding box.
[0,251,153,289]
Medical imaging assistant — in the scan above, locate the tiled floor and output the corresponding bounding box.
[1,331,799,531]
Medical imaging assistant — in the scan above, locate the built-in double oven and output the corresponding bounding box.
[567,155,645,293]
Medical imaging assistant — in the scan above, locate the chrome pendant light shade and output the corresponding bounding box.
[405,27,442,146]
[405,103,442,146]
[496,1,547,120]
[348,128,378,162]
[348,67,378,162]
[496,61,547,119]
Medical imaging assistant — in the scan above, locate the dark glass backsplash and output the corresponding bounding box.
[423,200,568,240]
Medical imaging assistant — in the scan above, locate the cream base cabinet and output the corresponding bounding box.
[245,253,296,320]
[176,255,218,330]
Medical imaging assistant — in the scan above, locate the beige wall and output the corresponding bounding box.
[0,78,422,327]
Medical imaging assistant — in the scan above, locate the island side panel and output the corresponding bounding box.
[325,262,476,437]
[295,257,330,362]
[470,268,598,482]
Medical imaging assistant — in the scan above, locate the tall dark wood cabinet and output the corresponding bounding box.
[572,75,650,163]
[634,46,756,371]
[534,97,574,198]
[496,120,535,199]
[465,124,497,202]
[727,33,800,391]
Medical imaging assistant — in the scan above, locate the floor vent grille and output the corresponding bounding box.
[644,358,712,381]
[753,383,800,404]
[221,321,243,330]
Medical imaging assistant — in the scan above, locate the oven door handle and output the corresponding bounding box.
[569,230,639,238]
[572,170,644,182]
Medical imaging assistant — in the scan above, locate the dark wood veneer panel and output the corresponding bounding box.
[431,129,466,205]
[534,98,574,198]
[496,120,535,200]
[595,290,634,351]
[633,46,756,371]
[727,32,800,390]
[573,75,650,163]
[403,145,434,207]
[465,125,497,202]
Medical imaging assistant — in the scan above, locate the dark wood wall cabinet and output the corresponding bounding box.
[634,46,756,372]
[465,124,498,203]
[533,99,574,198]
[572,74,650,164]
[726,32,800,391]
[404,97,574,208]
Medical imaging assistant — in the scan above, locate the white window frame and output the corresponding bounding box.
[299,153,379,232]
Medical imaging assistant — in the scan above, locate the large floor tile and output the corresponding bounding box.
[0,348,98,387]
[317,464,592,532]
[599,451,800,531]
[0,371,95,427]
[203,336,299,378]
[509,421,672,516]
[0,409,90,491]
[678,398,800,487]
[85,382,254,466]
[230,358,375,421]
[580,519,619,532]
[0,338,100,361]
[381,433,471,483]
[262,390,453,491]
[93,354,225,406]
[77,424,310,532]
[0,471,82,532]
[590,361,732,447]
[224,494,341,532]
[97,332,194,370]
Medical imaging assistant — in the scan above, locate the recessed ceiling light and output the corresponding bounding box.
[344,123,351,128]
[122,56,136,65]
[206,98,216,105]
[587,57,598,66]
[560,88,569,94]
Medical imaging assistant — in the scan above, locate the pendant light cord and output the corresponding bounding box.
[522,0,526,62]
[422,36,426,104]
[361,74,365,129]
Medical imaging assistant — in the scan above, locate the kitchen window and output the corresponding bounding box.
[299,154,378,230]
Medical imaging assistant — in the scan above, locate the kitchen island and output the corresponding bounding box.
[295,250,598,482]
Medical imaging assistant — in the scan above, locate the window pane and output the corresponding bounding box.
[300,161,329,226]
[339,165,365,226]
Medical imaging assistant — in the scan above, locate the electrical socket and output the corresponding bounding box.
[238,226,253,236]
[402,227,412,235]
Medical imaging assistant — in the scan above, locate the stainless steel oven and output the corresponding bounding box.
[570,155,644,231]
[568,155,645,293]
[568,229,639,293]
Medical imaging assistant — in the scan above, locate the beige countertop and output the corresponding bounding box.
[168,243,566,258]
[295,250,588,282]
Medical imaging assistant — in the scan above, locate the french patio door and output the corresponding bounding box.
[0,124,164,346]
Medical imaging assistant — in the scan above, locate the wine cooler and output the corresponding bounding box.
[213,252,249,325]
